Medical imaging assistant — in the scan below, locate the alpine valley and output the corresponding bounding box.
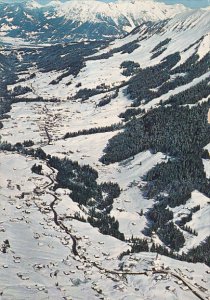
[0,1,210,300]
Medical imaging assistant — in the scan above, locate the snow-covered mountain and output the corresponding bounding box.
[0,5,210,300]
[48,0,187,23]
[0,0,188,43]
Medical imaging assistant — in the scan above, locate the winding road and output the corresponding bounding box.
[44,162,79,256]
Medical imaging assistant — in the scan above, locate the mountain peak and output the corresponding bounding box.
[26,0,42,9]
[50,0,189,23]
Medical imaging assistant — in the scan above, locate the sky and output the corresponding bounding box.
[0,0,209,8]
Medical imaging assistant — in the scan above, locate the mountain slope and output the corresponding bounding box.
[5,8,208,100]
[0,6,209,300]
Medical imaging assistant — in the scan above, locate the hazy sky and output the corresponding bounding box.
[0,0,209,8]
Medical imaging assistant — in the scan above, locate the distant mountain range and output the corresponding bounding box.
[0,0,189,43]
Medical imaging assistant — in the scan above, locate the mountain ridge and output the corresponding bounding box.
[0,0,190,43]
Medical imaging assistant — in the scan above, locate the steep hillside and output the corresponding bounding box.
[0,6,209,300]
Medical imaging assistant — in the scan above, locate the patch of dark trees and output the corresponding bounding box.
[0,141,47,160]
[97,89,119,107]
[183,36,204,53]
[31,163,43,175]
[88,39,140,61]
[120,236,210,267]
[12,96,59,104]
[48,156,124,240]
[182,225,198,236]
[129,19,168,40]
[151,236,210,267]
[146,201,185,251]
[158,222,185,251]
[125,52,209,107]
[11,85,32,97]
[126,52,181,106]
[0,98,12,118]
[74,83,121,101]
[74,84,111,101]
[150,47,167,60]
[165,78,210,106]
[176,205,200,229]
[120,61,140,77]
[150,38,171,60]
[186,236,210,266]
[151,38,171,53]
[23,140,34,147]
[130,237,149,253]
[119,107,145,122]
[63,123,122,140]
[150,39,171,60]
[0,51,19,117]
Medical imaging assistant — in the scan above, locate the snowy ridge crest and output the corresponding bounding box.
[46,0,189,23]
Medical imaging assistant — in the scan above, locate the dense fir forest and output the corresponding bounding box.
[101,102,210,164]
